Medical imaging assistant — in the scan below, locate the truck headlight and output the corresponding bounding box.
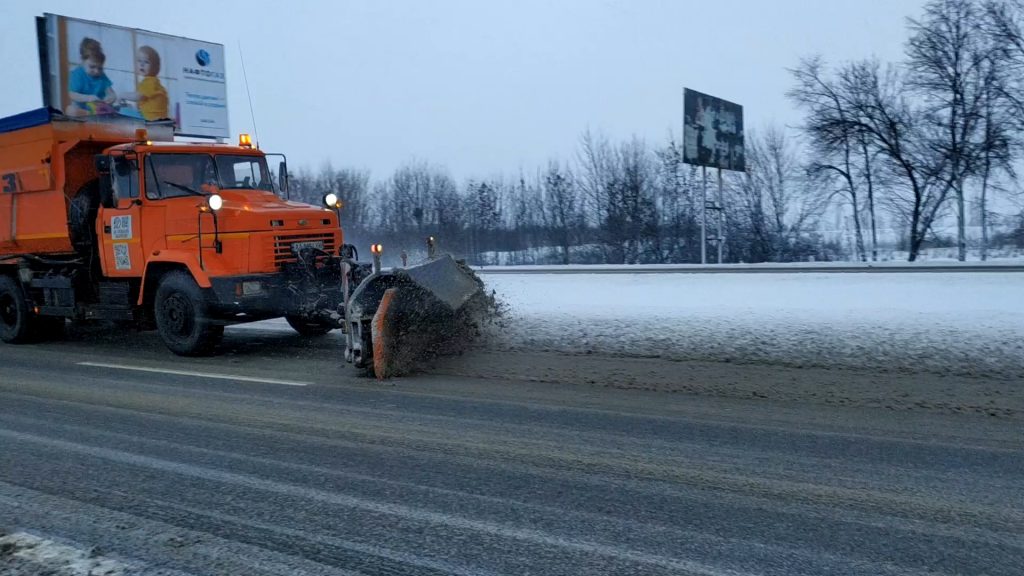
[207,194,224,211]
[323,193,339,208]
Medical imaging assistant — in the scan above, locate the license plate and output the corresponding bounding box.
[241,281,263,295]
[291,240,325,254]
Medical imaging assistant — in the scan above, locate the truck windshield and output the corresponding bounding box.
[145,154,218,200]
[145,153,275,200]
[215,155,274,192]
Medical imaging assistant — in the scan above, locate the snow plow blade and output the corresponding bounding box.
[345,255,488,379]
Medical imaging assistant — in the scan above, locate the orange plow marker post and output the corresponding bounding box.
[371,288,398,380]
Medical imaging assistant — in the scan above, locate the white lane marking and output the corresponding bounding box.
[77,362,310,387]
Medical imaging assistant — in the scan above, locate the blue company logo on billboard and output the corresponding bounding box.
[182,49,224,81]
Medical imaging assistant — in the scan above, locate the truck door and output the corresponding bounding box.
[97,156,145,277]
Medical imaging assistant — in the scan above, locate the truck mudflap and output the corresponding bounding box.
[345,255,490,378]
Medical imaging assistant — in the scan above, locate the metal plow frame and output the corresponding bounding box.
[344,255,485,379]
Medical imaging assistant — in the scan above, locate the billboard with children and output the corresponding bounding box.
[36,13,228,139]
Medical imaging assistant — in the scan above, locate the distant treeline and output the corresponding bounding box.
[289,0,1024,264]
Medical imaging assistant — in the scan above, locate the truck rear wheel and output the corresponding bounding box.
[69,181,99,256]
[285,314,334,337]
[0,276,34,344]
[154,271,223,356]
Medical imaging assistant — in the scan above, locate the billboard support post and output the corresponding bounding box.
[683,87,744,264]
[717,167,724,264]
[701,165,707,265]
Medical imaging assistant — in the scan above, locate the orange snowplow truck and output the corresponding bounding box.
[0,108,349,355]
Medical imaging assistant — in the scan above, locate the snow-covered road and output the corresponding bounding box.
[483,272,1024,378]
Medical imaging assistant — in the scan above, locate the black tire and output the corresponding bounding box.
[285,314,334,337]
[154,271,223,356]
[69,181,99,255]
[0,275,34,344]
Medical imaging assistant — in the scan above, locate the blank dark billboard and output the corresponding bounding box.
[683,88,745,172]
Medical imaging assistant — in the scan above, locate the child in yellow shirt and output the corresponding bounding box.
[123,46,168,120]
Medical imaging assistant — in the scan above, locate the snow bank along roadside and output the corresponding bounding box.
[0,532,142,576]
[472,259,1024,273]
[482,272,1024,378]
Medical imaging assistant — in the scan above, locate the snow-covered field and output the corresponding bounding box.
[473,260,1024,273]
[482,272,1024,378]
[239,271,1022,378]
[477,245,1024,266]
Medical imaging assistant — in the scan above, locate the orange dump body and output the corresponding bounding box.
[0,112,149,255]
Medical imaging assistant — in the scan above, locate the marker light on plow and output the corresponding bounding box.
[370,243,383,273]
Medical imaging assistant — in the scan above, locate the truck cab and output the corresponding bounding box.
[0,109,347,355]
[90,133,345,353]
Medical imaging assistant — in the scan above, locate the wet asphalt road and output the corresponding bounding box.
[0,325,1021,575]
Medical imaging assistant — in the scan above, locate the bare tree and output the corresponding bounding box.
[654,136,701,262]
[576,130,622,262]
[615,138,660,264]
[730,127,828,262]
[907,0,1004,260]
[858,133,883,260]
[505,175,543,264]
[976,58,1016,259]
[835,60,955,261]
[789,56,871,261]
[369,162,467,260]
[465,179,502,264]
[541,162,581,265]
[977,0,1024,258]
[286,166,317,205]
[983,0,1024,117]
[318,164,372,236]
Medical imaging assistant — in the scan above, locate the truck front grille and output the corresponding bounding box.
[272,232,337,266]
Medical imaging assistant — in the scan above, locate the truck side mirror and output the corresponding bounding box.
[278,161,289,199]
[115,158,131,177]
[94,155,116,208]
[98,175,116,209]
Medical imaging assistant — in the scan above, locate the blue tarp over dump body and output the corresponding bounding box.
[0,108,56,135]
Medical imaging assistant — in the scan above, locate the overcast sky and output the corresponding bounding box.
[2,0,927,180]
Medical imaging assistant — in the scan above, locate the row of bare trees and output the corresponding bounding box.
[287,127,835,265]
[790,0,1024,261]
[285,0,1024,265]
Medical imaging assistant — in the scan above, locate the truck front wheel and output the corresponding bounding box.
[0,276,34,344]
[154,271,223,356]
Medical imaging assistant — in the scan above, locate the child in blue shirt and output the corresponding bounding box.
[66,37,117,116]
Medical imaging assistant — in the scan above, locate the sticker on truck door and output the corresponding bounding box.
[1,173,16,193]
[113,243,131,270]
[111,215,132,240]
